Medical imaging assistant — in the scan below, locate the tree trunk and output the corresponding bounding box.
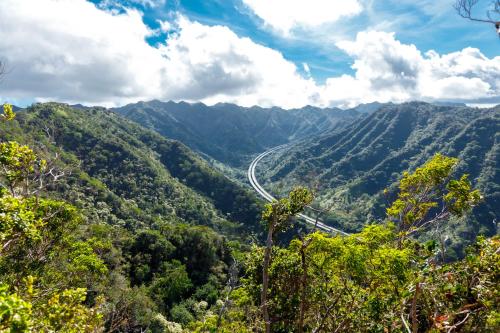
[261,224,274,333]
[217,259,238,330]
[411,282,421,333]
[298,240,310,333]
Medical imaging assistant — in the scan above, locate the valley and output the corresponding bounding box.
[257,102,499,258]
[2,1,499,331]
[113,100,364,168]
[247,144,349,235]
[1,100,498,332]
[112,99,499,259]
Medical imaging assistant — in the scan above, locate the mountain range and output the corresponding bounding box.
[258,102,499,257]
[113,100,363,167]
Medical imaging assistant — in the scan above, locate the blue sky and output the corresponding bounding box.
[1,0,499,108]
[89,0,499,82]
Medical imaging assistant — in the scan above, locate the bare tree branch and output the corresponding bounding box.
[454,0,500,31]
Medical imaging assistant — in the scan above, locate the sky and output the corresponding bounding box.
[0,0,499,108]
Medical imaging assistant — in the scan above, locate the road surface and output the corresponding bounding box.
[248,145,349,235]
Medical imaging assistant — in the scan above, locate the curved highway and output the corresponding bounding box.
[248,145,349,235]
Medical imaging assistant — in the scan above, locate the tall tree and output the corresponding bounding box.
[260,187,313,333]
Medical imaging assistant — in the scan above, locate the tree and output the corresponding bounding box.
[260,187,313,333]
[403,236,499,332]
[0,277,103,332]
[0,105,67,198]
[386,153,482,245]
[1,104,14,122]
[149,261,193,313]
[454,0,500,35]
[216,258,240,330]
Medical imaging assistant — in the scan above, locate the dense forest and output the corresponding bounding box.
[0,103,263,331]
[0,103,264,236]
[1,0,499,331]
[0,102,498,332]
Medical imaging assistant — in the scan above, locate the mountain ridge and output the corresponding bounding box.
[113,100,362,167]
[258,101,499,257]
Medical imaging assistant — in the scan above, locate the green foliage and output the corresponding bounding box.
[404,236,500,332]
[150,261,193,313]
[0,101,496,333]
[0,195,43,249]
[149,313,183,333]
[262,187,313,233]
[445,174,482,215]
[0,196,104,332]
[386,153,482,237]
[115,100,358,167]
[0,141,38,188]
[260,187,313,332]
[1,104,15,122]
[6,102,262,237]
[0,139,51,200]
[188,313,253,333]
[0,104,103,331]
[0,283,31,332]
[128,230,175,285]
[239,224,414,332]
[0,101,263,330]
[213,156,495,332]
[33,287,103,332]
[169,304,194,326]
[225,226,499,332]
[0,277,103,333]
[65,241,108,282]
[159,224,231,286]
[0,195,83,277]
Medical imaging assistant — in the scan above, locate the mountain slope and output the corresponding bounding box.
[0,103,263,237]
[114,100,360,167]
[259,102,499,256]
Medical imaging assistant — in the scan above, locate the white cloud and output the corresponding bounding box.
[320,31,500,107]
[157,19,172,32]
[0,0,168,105]
[0,1,498,108]
[99,0,166,9]
[0,0,316,108]
[156,16,318,107]
[242,0,363,35]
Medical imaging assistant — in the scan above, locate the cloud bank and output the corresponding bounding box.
[0,0,498,108]
[323,31,500,106]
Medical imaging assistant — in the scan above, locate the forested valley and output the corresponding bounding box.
[2,0,500,330]
[0,100,498,332]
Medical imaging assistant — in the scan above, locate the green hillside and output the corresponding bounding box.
[260,102,499,256]
[0,102,271,331]
[0,103,263,236]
